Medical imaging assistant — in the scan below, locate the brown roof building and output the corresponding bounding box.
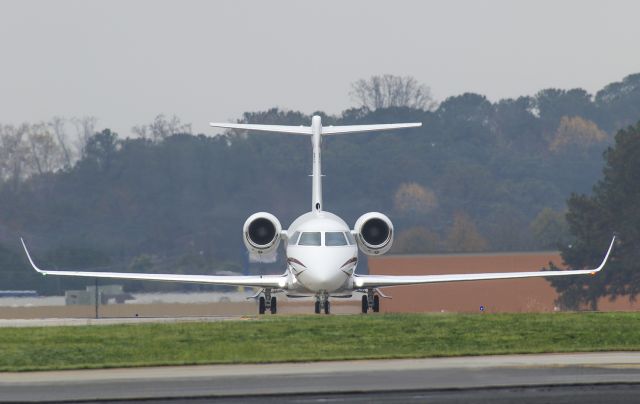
[368,251,639,313]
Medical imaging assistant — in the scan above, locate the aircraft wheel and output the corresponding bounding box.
[372,295,380,313]
[258,297,266,314]
[361,295,369,314]
[270,297,277,314]
[314,300,321,314]
[324,300,330,315]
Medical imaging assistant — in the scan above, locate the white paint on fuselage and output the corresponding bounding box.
[285,211,357,295]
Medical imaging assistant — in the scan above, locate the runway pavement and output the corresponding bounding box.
[2,352,640,402]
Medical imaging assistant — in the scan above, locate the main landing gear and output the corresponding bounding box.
[258,289,277,315]
[314,292,330,315]
[361,289,380,314]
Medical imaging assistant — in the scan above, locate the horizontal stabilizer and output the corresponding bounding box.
[209,122,312,135]
[209,121,422,136]
[322,122,421,135]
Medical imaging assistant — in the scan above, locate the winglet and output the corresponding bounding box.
[20,238,46,275]
[592,235,616,274]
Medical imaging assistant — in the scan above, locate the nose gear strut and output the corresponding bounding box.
[314,291,330,314]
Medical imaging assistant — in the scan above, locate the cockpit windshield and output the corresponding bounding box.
[298,232,321,246]
[325,231,348,246]
[288,231,300,245]
[345,231,356,245]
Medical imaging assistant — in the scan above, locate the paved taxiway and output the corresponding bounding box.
[0,315,247,328]
[2,352,640,402]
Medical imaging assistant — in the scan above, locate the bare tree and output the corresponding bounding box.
[131,124,149,139]
[133,114,192,142]
[350,74,437,111]
[49,116,73,168]
[0,122,65,182]
[26,123,64,176]
[71,116,98,156]
[0,124,30,186]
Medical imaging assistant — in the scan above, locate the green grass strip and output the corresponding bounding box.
[1,312,639,372]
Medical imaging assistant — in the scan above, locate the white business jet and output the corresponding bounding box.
[22,115,615,314]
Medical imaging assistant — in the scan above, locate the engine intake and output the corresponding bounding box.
[354,212,394,255]
[243,212,282,255]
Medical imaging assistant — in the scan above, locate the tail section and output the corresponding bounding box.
[210,116,422,212]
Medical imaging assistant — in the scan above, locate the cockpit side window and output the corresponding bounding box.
[344,231,356,245]
[326,231,348,246]
[298,232,321,246]
[288,231,300,246]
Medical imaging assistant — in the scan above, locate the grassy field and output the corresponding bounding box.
[1,312,639,372]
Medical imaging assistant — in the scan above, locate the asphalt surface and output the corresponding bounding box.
[108,385,640,403]
[0,315,247,328]
[2,352,640,403]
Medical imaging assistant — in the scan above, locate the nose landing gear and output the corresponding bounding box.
[315,292,330,314]
[361,289,380,314]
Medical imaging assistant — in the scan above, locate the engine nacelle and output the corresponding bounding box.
[354,212,394,255]
[243,212,282,255]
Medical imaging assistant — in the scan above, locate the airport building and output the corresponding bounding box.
[369,251,640,313]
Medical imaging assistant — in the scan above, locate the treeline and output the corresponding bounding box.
[548,121,640,310]
[1,73,640,295]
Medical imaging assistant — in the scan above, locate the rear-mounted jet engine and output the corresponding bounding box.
[243,212,282,255]
[354,212,394,255]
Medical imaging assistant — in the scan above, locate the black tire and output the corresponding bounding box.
[270,297,277,314]
[258,297,266,314]
[373,295,380,313]
[314,300,321,314]
[361,295,369,314]
[324,300,330,315]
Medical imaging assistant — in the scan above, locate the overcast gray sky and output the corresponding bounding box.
[1,0,639,135]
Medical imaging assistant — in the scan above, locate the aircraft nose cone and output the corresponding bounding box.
[298,262,348,291]
[303,268,331,283]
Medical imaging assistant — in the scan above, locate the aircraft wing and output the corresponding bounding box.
[353,236,615,289]
[21,239,286,289]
